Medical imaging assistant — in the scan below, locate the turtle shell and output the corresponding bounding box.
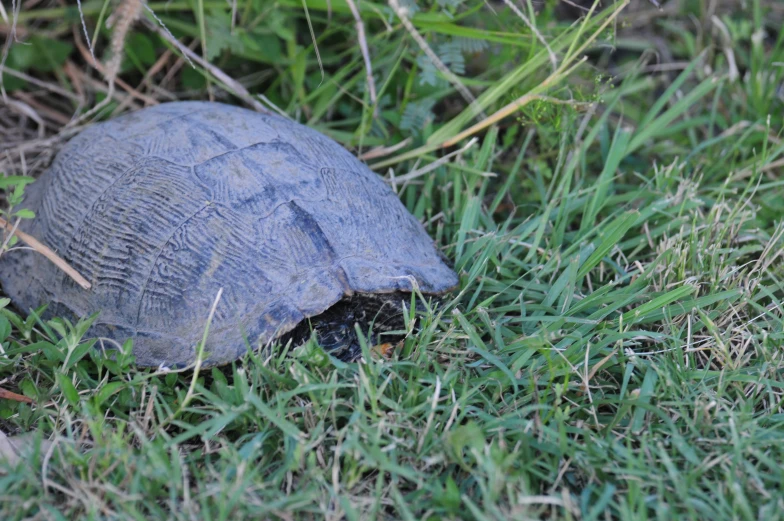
[0,102,458,367]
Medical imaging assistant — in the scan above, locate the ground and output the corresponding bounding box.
[1,1,784,520]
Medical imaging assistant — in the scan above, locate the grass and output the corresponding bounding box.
[1,0,784,519]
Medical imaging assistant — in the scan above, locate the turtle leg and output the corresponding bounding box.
[309,317,387,362]
[313,320,362,361]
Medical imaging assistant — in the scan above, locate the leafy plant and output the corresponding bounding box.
[0,176,35,257]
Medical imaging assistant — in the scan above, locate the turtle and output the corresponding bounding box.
[0,101,459,367]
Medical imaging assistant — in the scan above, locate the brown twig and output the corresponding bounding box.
[4,98,45,137]
[75,74,144,111]
[138,48,174,92]
[0,67,81,101]
[358,137,412,161]
[65,0,145,127]
[63,61,86,99]
[0,387,34,404]
[390,137,481,183]
[13,92,72,126]
[734,157,784,181]
[720,120,783,146]
[158,39,200,92]
[0,217,92,290]
[256,93,291,119]
[345,0,377,111]
[143,18,271,114]
[73,27,158,107]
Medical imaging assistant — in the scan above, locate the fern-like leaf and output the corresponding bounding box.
[438,41,465,75]
[400,99,436,135]
[454,36,488,54]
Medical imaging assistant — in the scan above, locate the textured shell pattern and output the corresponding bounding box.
[0,102,458,367]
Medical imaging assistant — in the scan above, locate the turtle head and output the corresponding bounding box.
[308,313,399,361]
[281,292,412,361]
